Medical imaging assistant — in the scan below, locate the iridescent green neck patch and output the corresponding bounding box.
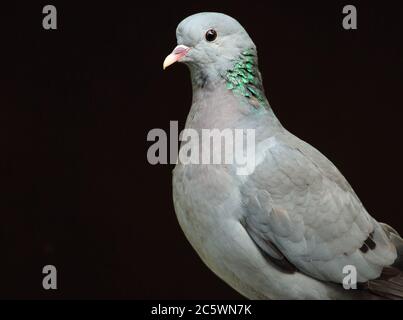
[225,50,267,108]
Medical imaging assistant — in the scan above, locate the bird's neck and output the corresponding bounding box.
[224,50,268,109]
[186,52,279,131]
[190,49,269,110]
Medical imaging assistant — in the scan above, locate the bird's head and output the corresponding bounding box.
[163,12,256,82]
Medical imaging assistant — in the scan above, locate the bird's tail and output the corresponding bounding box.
[380,223,403,269]
[366,223,403,299]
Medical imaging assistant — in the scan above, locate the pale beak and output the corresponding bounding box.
[163,45,190,70]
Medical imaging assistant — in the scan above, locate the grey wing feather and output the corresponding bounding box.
[241,133,397,284]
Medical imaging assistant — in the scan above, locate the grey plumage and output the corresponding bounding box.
[166,12,403,299]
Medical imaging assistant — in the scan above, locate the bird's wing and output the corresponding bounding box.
[241,133,397,283]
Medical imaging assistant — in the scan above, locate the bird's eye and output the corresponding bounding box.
[205,29,217,42]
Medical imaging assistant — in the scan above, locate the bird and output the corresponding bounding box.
[163,12,403,299]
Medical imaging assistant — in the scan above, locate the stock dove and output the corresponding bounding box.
[163,12,403,299]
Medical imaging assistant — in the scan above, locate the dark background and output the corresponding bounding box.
[1,1,402,299]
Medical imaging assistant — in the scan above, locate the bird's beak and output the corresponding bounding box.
[163,45,190,70]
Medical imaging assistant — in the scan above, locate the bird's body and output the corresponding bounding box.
[165,12,403,299]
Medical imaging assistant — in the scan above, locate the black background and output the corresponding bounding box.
[1,1,402,299]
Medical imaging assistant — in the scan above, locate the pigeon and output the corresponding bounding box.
[163,12,403,299]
